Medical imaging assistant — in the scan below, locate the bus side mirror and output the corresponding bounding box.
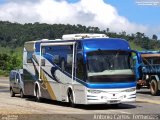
[131,50,142,64]
[41,59,45,66]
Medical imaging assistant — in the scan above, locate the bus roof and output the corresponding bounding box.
[81,38,130,52]
[25,38,130,52]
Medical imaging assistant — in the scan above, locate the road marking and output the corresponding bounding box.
[110,110,131,114]
[0,83,9,87]
[137,98,160,104]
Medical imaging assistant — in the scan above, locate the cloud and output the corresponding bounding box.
[147,26,160,38]
[6,0,41,3]
[0,0,148,34]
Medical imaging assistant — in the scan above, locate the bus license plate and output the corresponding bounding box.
[108,100,119,104]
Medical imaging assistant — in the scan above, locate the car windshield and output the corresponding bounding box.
[87,50,133,77]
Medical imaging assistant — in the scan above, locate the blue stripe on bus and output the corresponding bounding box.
[76,78,136,89]
[86,82,136,89]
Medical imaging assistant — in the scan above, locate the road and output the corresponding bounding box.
[0,77,160,120]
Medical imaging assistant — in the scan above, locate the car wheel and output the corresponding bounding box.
[10,88,15,97]
[20,90,24,98]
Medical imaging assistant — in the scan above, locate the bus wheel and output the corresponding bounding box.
[10,88,15,97]
[68,90,75,107]
[20,90,24,98]
[150,79,159,95]
[35,88,41,102]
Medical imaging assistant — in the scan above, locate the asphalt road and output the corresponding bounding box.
[0,77,160,120]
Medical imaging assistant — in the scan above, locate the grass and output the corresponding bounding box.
[0,70,9,77]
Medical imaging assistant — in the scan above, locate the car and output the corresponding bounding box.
[9,69,25,98]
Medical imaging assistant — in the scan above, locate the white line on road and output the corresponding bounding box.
[109,110,131,114]
[0,83,9,87]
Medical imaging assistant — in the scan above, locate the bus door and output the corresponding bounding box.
[40,42,76,101]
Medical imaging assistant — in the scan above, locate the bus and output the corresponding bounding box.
[22,34,137,107]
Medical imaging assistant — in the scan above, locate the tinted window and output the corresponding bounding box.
[87,50,132,72]
[44,45,73,74]
[62,46,73,74]
[10,72,15,81]
[77,42,82,50]
[76,53,85,81]
[142,57,160,65]
[16,73,20,83]
[27,51,33,63]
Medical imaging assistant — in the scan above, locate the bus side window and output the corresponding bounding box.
[61,58,66,72]
[66,54,72,73]
[65,46,73,74]
[53,55,60,65]
[76,54,85,81]
[27,51,33,63]
[42,47,45,55]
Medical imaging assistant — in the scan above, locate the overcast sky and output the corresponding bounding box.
[0,0,159,38]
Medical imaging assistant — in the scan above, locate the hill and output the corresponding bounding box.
[0,21,159,76]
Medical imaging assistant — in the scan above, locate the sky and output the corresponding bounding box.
[0,0,159,38]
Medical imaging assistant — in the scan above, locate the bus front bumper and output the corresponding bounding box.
[86,90,136,104]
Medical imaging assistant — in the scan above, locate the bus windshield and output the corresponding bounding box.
[87,50,135,83]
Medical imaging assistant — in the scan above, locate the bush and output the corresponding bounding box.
[0,53,22,76]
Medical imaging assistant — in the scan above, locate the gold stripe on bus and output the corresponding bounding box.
[40,69,56,100]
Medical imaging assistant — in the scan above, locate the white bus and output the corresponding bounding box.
[22,34,137,107]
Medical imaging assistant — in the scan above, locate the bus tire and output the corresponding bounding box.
[10,88,15,97]
[150,79,159,96]
[35,87,41,102]
[20,89,24,98]
[68,90,76,107]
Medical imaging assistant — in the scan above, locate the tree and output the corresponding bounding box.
[106,28,109,33]
[136,32,145,39]
[152,34,158,40]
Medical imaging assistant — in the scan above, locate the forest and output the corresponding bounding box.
[0,21,159,76]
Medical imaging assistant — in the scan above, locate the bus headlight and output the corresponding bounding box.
[122,88,136,92]
[87,90,102,94]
